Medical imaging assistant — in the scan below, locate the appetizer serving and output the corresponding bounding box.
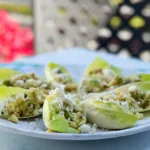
[43,88,96,133]
[45,62,78,94]
[98,82,150,113]
[79,58,142,96]
[0,86,45,123]
[0,69,53,94]
[0,57,150,134]
[81,97,139,129]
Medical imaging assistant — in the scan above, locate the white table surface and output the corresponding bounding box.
[1,48,150,150]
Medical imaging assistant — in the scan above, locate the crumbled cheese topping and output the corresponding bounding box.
[121,101,129,110]
[15,80,24,86]
[51,99,63,109]
[128,85,137,93]
[79,124,92,133]
[40,83,48,88]
[103,68,116,80]
[146,91,150,97]
[11,74,23,80]
[52,67,61,74]
[27,79,39,87]
[0,101,6,112]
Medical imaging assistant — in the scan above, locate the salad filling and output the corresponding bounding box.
[99,85,150,112]
[79,57,142,95]
[0,87,45,123]
[1,73,53,94]
[45,62,74,85]
[64,83,78,93]
[45,62,78,94]
[80,68,142,94]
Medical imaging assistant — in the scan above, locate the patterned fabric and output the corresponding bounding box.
[2,0,149,62]
[92,0,150,61]
[33,0,149,62]
[33,0,114,53]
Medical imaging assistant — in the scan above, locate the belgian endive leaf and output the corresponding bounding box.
[0,86,43,121]
[95,81,150,113]
[84,57,122,77]
[96,81,150,96]
[48,62,69,74]
[43,88,79,133]
[45,62,73,83]
[0,68,19,82]
[43,99,79,133]
[0,86,25,100]
[82,98,139,129]
[139,74,150,82]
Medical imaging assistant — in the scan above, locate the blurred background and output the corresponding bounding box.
[0,0,149,63]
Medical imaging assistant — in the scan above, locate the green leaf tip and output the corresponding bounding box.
[84,57,121,76]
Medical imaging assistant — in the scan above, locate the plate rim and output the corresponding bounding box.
[0,120,150,140]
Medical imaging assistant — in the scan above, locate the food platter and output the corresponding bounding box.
[0,62,150,140]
